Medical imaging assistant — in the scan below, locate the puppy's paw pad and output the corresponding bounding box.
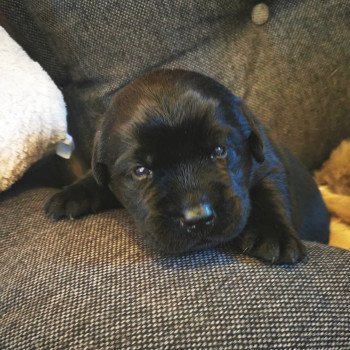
[44,187,91,220]
[240,233,306,265]
[278,236,306,264]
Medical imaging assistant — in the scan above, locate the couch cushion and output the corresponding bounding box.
[0,1,67,86]
[10,0,348,168]
[1,187,350,349]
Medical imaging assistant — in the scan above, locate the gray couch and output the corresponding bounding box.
[1,1,350,349]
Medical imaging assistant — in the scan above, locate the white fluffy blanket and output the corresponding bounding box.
[0,26,67,192]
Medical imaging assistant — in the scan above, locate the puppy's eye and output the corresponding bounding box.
[211,145,227,160]
[133,166,152,179]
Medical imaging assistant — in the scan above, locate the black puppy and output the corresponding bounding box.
[45,69,329,264]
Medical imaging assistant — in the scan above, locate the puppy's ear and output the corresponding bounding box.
[92,129,109,186]
[238,99,265,163]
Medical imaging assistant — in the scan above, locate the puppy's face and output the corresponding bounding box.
[93,70,263,254]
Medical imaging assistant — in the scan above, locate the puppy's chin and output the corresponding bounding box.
[140,233,224,255]
[137,218,242,255]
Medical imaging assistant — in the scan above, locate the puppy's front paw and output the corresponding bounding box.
[238,230,306,265]
[45,185,92,220]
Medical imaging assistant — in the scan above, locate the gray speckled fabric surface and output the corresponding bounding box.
[1,187,350,349]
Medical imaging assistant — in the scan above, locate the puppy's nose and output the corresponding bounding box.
[181,202,215,232]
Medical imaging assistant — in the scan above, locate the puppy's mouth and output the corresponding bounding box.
[141,217,238,255]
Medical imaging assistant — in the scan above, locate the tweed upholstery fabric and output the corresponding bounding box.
[0,1,67,86]
[5,0,348,169]
[1,187,350,349]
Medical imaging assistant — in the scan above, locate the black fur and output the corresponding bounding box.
[45,69,329,263]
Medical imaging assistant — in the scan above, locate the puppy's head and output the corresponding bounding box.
[92,69,264,254]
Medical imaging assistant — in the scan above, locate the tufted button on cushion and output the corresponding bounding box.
[251,3,270,25]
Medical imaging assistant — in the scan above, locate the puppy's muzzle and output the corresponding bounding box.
[180,202,215,233]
